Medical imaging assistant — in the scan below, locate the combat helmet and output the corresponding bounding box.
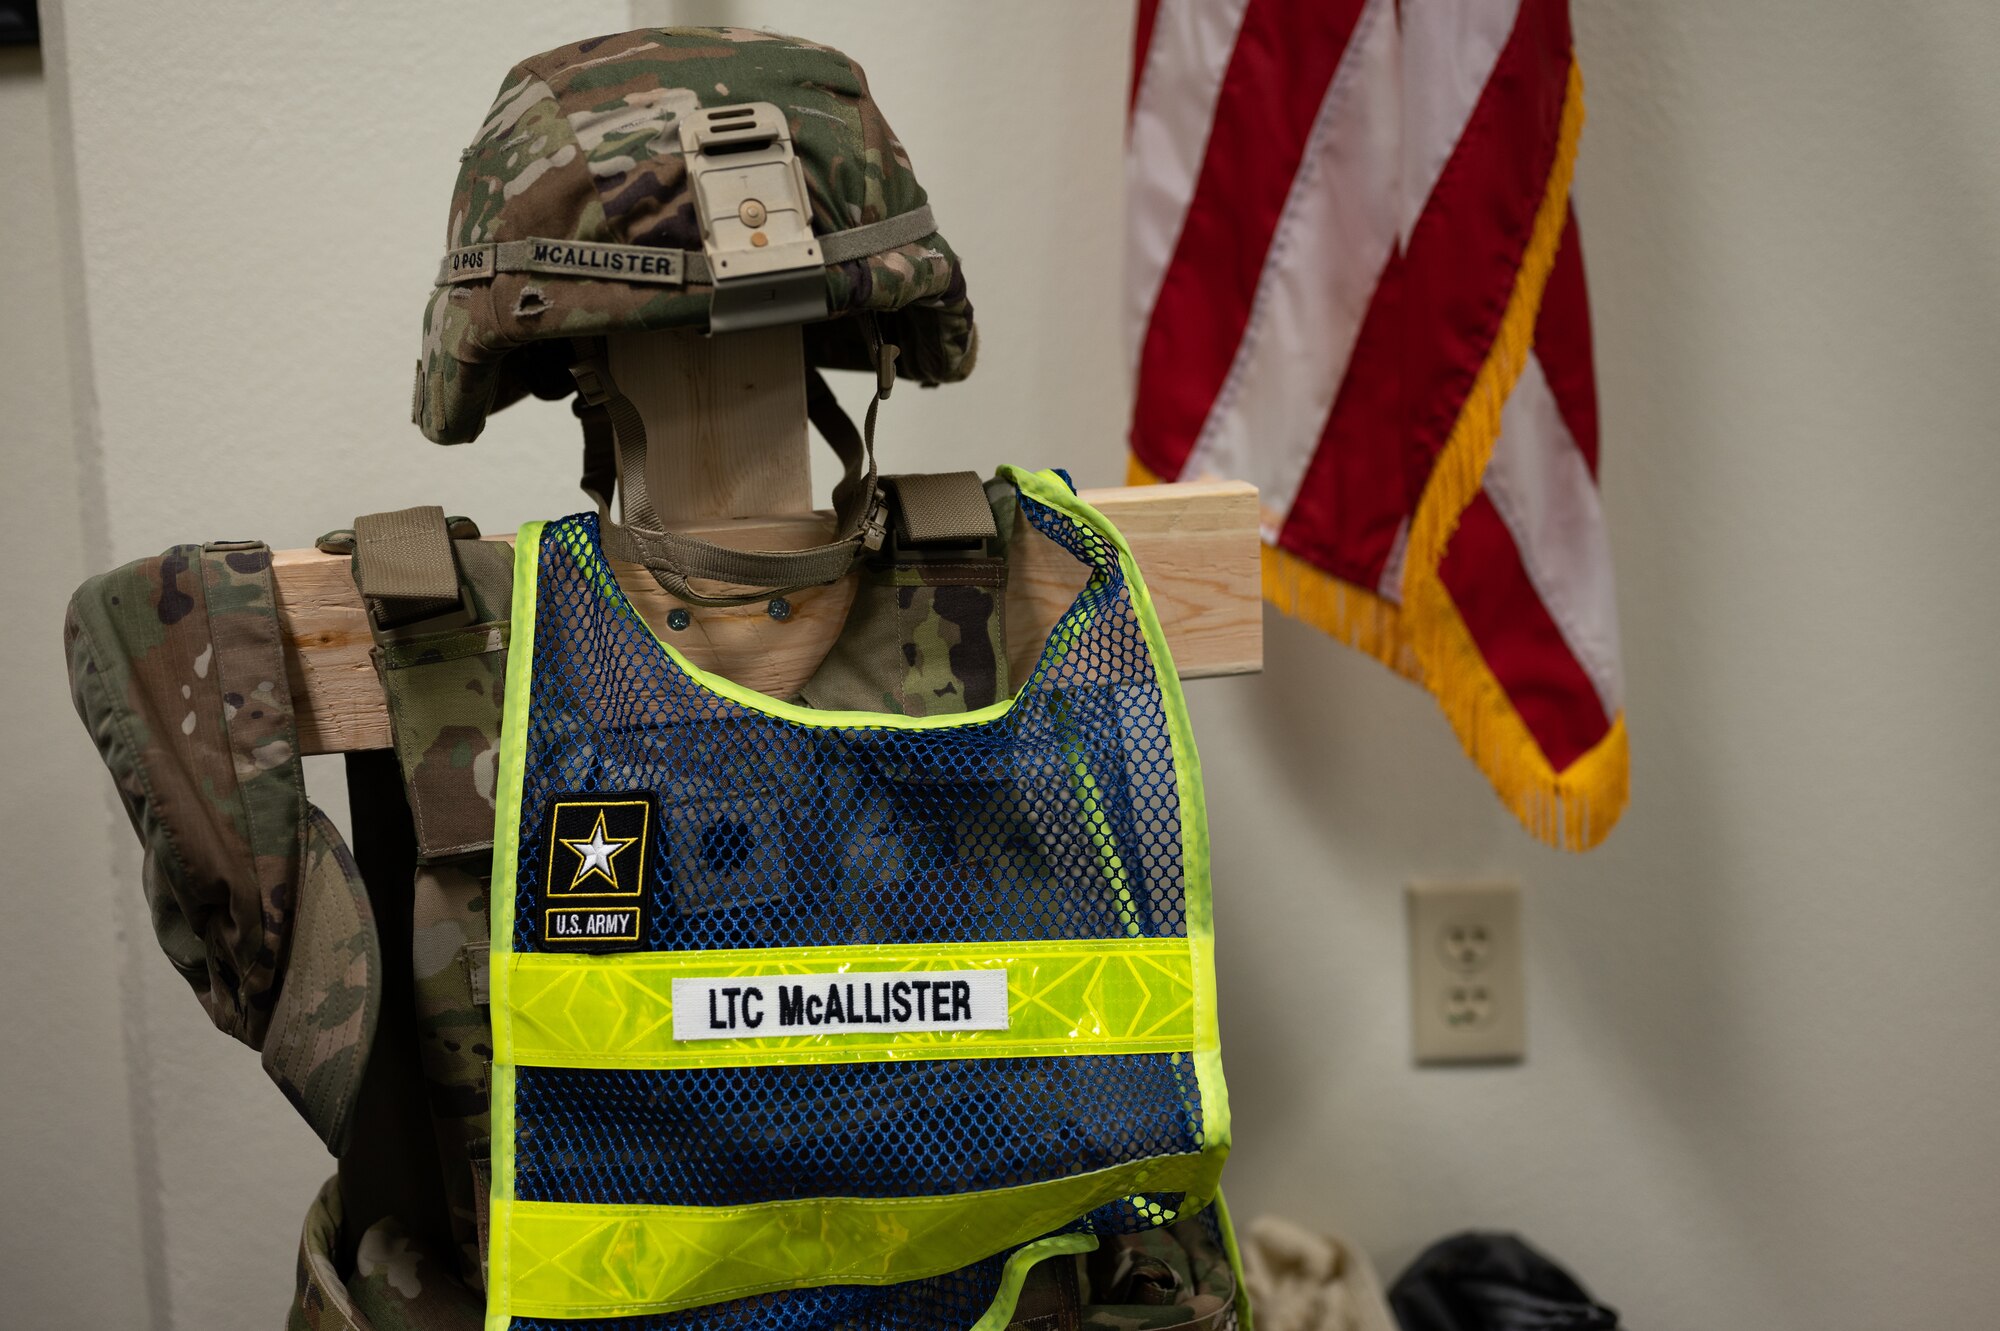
[414,25,977,448]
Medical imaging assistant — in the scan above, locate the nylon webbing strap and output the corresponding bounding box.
[814,201,941,265]
[353,506,461,628]
[436,204,937,287]
[575,398,618,516]
[883,472,999,547]
[572,339,897,608]
[569,363,661,532]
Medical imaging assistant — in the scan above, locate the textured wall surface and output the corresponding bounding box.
[8,2,1999,1327]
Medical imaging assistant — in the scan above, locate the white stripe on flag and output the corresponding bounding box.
[1482,352,1625,716]
[1180,0,1401,537]
[1377,517,1410,603]
[1125,0,1255,387]
[1398,0,1522,238]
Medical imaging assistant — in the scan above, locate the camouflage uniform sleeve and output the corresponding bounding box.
[64,544,300,1045]
[66,543,384,1157]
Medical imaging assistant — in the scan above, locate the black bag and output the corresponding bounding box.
[1388,1232,1619,1331]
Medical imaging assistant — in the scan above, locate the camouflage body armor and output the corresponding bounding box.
[63,26,1250,1331]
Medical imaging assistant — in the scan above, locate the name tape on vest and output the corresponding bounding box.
[670,970,1009,1042]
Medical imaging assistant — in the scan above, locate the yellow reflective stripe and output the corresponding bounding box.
[487,520,545,1331]
[505,938,1198,1069]
[505,1151,1214,1320]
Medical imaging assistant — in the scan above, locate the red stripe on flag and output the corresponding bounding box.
[1279,2,1573,593]
[1274,252,1409,588]
[1440,494,1610,770]
[1128,0,1367,483]
[1532,206,1599,475]
[1130,0,1162,118]
[1400,0,1574,481]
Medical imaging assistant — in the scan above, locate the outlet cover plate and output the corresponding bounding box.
[1408,880,1524,1065]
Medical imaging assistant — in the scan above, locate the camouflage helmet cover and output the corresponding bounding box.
[417,26,978,445]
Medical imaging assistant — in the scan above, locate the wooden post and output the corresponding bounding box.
[606,326,813,523]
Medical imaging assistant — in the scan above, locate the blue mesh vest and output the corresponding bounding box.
[486,467,1232,1331]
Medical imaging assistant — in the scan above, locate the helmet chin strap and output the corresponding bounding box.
[569,320,896,608]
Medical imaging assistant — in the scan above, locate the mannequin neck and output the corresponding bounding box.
[602,325,813,524]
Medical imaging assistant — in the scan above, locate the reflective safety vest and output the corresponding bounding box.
[486,466,1233,1330]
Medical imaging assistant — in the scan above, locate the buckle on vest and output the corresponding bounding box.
[570,357,611,409]
[861,494,890,553]
[681,102,829,335]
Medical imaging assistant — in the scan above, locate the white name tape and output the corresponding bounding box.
[671,969,1009,1042]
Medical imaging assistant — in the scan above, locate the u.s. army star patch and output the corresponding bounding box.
[540,793,653,951]
[545,795,650,897]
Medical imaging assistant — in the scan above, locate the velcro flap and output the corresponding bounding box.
[883,472,999,547]
[355,506,461,626]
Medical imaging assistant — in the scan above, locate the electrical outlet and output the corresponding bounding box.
[1408,881,1524,1064]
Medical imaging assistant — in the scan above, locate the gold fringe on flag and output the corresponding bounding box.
[1397,57,1627,851]
[1129,58,1628,851]
[1260,544,1422,685]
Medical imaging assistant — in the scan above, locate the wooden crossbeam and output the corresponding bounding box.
[277,481,1262,754]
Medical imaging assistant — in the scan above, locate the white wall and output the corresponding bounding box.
[8,2,1999,1327]
[0,43,150,1331]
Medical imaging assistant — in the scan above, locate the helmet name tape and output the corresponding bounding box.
[436,238,687,287]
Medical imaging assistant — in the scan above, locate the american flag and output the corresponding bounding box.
[1127,0,1626,850]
